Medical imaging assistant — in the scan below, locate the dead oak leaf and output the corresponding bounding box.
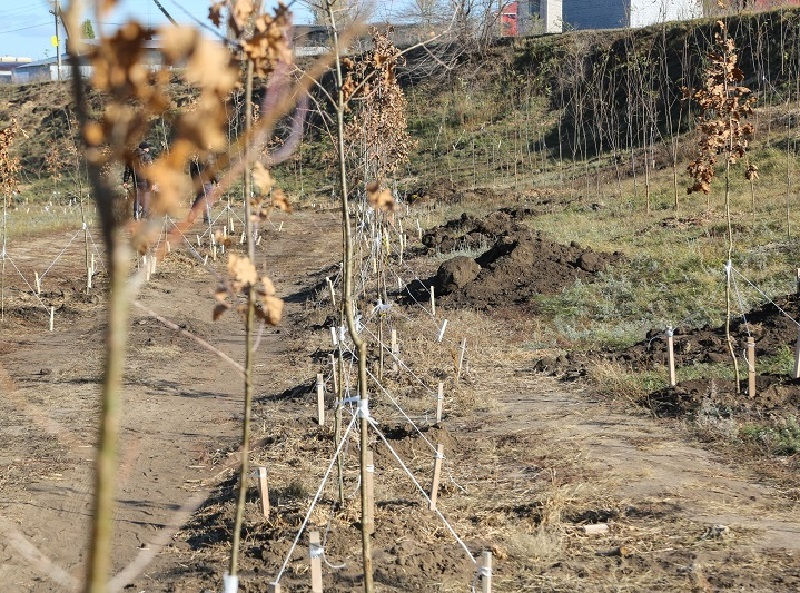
[208,2,225,27]
[260,276,276,296]
[159,26,199,65]
[272,187,292,213]
[186,38,238,95]
[366,180,394,211]
[256,295,283,326]
[228,253,258,289]
[213,303,229,321]
[253,161,275,194]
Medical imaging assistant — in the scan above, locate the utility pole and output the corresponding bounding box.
[50,0,62,81]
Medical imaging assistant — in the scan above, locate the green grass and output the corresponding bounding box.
[740,417,800,456]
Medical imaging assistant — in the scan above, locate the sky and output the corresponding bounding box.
[0,0,316,61]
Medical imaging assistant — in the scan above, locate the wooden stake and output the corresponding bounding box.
[667,330,676,387]
[796,267,800,295]
[365,449,375,535]
[316,373,325,426]
[267,584,280,593]
[35,271,41,295]
[327,276,336,308]
[256,465,269,517]
[793,325,800,380]
[240,232,246,245]
[229,216,234,232]
[436,382,444,425]
[581,523,610,535]
[49,306,54,332]
[429,444,444,511]
[196,234,202,247]
[278,221,284,231]
[256,234,262,246]
[481,551,493,593]
[391,328,398,372]
[456,338,466,382]
[747,336,756,397]
[166,240,170,253]
[430,285,436,317]
[309,531,323,593]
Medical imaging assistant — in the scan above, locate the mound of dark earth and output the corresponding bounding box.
[421,211,529,254]
[533,294,800,417]
[435,230,624,309]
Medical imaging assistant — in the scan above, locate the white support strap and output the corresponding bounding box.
[357,398,370,419]
[223,573,238,593]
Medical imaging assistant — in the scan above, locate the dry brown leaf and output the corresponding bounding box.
[159,26,199,65]
[257,295,284,326]
[208,2,225,27]
[186,38,238,95]
[228,254,257,288]
[253,161,275,194]
[366,181,394,211]
[261,276,276,296]
[272,187,292,213]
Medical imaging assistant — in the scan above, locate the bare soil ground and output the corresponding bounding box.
[1,207,799,592]
[418,210,623,310]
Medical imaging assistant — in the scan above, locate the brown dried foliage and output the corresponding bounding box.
[684,21,755,195]
[0,119,24,206]
[343,28,414,193]
[209,1,292,78]
[84,2,291,225]
[214,253,283,325]
[84,21,238,220]
[81,2,293,324]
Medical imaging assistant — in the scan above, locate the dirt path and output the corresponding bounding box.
[0,211,341,591]
[500,375,800,549]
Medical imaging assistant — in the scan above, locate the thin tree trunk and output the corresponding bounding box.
[228,58,257,580]
[329,6,374,590]
[84,227,131,593]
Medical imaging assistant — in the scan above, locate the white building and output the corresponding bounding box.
[541,0,563,33]
[563,0,702,30]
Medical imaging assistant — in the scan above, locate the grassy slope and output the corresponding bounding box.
[5,12,800,357]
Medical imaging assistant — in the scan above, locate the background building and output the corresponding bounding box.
[563,0,702,30]
[501,1,564,36]
[0,57,31,84]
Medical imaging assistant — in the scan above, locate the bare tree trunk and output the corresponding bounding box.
[328,6,374,590]
[228,58,257,581]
